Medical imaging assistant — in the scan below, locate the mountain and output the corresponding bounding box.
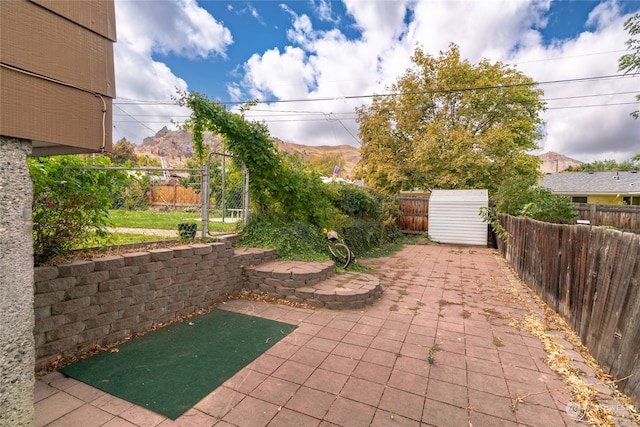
[135,127,223,167]
[539,151,584,174]
[271,137,360,177]
[134,128,361,177]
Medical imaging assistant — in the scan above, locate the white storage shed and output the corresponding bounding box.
[428,189,488,246]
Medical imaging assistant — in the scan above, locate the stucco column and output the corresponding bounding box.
[0,137,35,426]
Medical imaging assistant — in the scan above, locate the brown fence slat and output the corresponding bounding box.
[579,227,604,344]
[572,203,640,232]
[558,224,572,320]
[609,262,640,400]
[585,229,622,353]
[568,226,590,333]
[599,233,640,376]
[398,197,429,233]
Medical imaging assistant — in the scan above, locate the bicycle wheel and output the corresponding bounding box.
[329,242,352,269]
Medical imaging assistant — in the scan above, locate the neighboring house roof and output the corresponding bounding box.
[540,171,640,195]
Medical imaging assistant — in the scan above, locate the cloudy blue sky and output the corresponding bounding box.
[112,0,640,163]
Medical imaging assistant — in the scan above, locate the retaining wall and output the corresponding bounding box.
[33,242,276,373]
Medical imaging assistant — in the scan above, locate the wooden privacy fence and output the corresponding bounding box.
[150,179,200,207]
[398,197,429,233]
[573,203,640,233]
[497,214,640,407]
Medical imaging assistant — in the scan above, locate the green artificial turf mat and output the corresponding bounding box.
[60,309,297,419]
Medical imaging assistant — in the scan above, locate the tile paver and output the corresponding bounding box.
[339,377,384,406]
[34,244,636,426]
[324,397,375,427]
[249,377,300,406]
[285,386,335,420]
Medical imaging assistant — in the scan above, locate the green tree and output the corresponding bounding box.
[106,138,138,165]
[563,157,639,172]
[355,44,545,195]
[137,154,162,167]
[308,153,345,178]
[618,12,640,119]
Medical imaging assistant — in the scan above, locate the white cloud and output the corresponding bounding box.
[113,0,639,163]
[113,0,232,142]
[311,0,337,23]
[511,3,640,162]
[235,0,639,162]
[116,0,232,59]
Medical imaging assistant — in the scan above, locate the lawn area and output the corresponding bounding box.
[77,232,175,249]
[108,209,239,233]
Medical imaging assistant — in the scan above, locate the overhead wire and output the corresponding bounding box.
[112,72,638,134]
[113,73,637,108]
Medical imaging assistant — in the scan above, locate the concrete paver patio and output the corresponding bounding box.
[34,244,636,426]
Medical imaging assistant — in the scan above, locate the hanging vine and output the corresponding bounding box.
[177,91,334,223]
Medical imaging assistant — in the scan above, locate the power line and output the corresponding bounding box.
[113,91,639,125]
[547,101,640,110]
[112,96,640,126]
[111,73,638,132]
[113,104,158,134]
[509,49,627,65]
[113,73,638,108]
[544,90,639,101]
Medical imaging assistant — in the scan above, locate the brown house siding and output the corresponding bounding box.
[0,0,116,155]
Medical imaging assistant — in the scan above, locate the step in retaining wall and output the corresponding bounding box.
[244,261,384,309]
[33,242,276,373]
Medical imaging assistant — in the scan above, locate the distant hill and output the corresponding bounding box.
[135,127,223,167]
[134,127,361,177]
[134,128,581,178]
[271,137,360,177]
[539,151,583,173]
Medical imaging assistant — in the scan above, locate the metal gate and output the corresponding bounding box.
[200,152,249,237]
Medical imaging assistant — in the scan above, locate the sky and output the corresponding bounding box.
[112,0,640,164]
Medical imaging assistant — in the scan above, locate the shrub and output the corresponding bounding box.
[240,215,328,261]
[112,172,152,211]
[29,155,129,265]
[342,218,403,255]
[239,183,402,262]
[327,185,403,253]
[492,174,538,216]
[330,184,380,218]
[493,176,577,224]
[483,176,578,244]
[519,188,577,224]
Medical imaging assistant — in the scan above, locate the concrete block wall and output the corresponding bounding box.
[33,242,276,373]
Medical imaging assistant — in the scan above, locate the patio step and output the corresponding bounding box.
[244,260,383,309]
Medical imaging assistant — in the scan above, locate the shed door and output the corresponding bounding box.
[428,190,488,246]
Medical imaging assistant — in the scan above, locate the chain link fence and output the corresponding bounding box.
[86,156,248,238]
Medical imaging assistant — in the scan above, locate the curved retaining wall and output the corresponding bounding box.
[33,243,276,373]
[244,260,383,309]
